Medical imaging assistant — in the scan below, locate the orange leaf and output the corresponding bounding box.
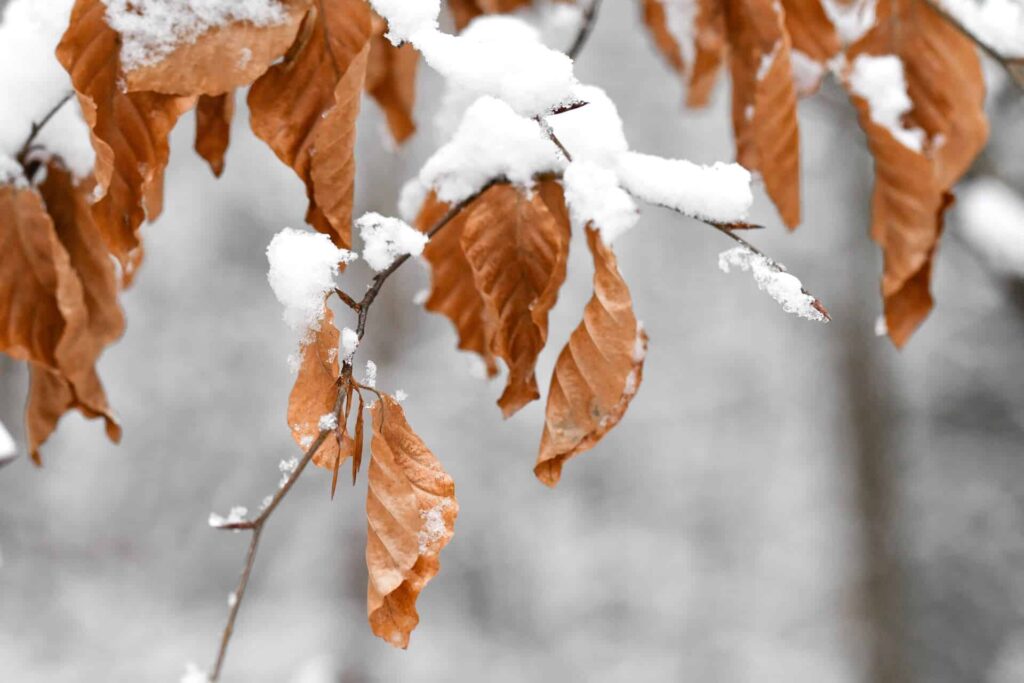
[843,0,987,346]
[460,182,571,417]
[26,363,120,465]
[249,0,372,249]
[416,191,498,377]
[535,227,648,487]
[724,0,802,228]
[641,0,726,107]
[366,14,419,144]
[57,0,191,270]
[195,93,234,177]
[288,306,342,470]
[366,395,457,648]
[122,0,310,95]
[780,0,840,95]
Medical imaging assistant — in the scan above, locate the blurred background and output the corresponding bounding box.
[2,2,1024,681]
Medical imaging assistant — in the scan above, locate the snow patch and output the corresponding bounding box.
[848,54,926,152]
[356,212,428,272]
[718,246,827,322]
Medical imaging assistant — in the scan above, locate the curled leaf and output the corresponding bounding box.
[288,306,342,469]
[641,0,726,106]
[460,181,571,417]
[366,395,457,648]
[536,228,648,487]
[195,93,234,177]
[366,13,419,143]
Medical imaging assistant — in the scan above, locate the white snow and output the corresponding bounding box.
[562,161,639,244]
[362,360,377,389]
[0,0,94,179]
[340,328,359,361]
[958,178,1024,276]
[821,0,879,44]
[266,228,355,337]
[547,85,629,167]
[103,0,290,70]
[180,662,210,683]
[394,389,408,402]
[415,96,561,205]
[317,412,338,431]
[367,0,439,44]
[617,152,753,224]
[0,419,16,463]
[938,0,1024,58]
[208,506,248,528]
[790,49,826,95]
[398,177,430,223]
[718,246,828,322]
[356,212,428,272]
[417,500,450,553]
[847,54,926,152]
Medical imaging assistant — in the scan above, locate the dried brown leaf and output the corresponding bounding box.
[366,14,418,143]
[288,306,342,470]
[26,363,120,465]
[366,395,457,648]
[195,93,234,177]
[843,0,987,346]
[460,182,571,417]
[249,0,372,249]
[416,191,498,377]
[780,0,840,95]
[123,0,310,95]
[641,0,726,106]
[57,0,191,270]
[535,228,648,487]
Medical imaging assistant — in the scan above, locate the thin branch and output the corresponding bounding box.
[15,92,74,178]
[924,0,1024,89]
[566,0,603,61]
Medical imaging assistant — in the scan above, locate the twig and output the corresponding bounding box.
[15,92,74,180]
[566,0,603,60]
[923,0,1024,89]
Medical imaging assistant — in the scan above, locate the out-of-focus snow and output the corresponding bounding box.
[959,178,1024,276]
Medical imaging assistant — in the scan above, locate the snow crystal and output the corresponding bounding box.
[958,178,1024,276]
[103,0,290,71]
[417,96,561,204]
[340,327,359,361]
[617,152,753,224]
[266,228,355,337]
[417,500,450,553]
[317,412,338,431]
[0,419,16,463]
[939,0,1024,58]
[356,212,428,272]
[180,662,210,683]
[821,0,878,44]
[208,506,248,528]
[562,161,639,244]
[367,0,439,44]
[362,360,377,388]
[394,389,408,402]
[0,0,94,178]
[279,457,298,474]
[718,246,827,322]
[848,54,925,152]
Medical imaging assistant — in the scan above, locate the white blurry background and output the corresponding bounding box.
[2,2,1024,681]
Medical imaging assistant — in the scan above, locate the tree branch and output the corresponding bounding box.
[14,92,74,180]
[924,0,1024,89]
[566,0,603,60]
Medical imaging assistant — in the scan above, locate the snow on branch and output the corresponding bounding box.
[718,245,830,322]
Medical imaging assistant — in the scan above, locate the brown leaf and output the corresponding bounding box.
[460,182,571,417]
[195,93,234,177]
[535,228,648,487]
[288,306,342,470]
[57,0,191,270]
[366,14,418,144]
[249,0,372,249]
[122,0,310,95]
[641,0,726,106]
[416,191,498,377]
[366,395,457,648]
[724,0,802,228]
[843,0,987,346]
[780,0,840,95]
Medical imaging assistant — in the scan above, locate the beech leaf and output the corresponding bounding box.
[195,93,234,177]
[641,0,726,107]
[366,13,419,143]
[288,306,342,470]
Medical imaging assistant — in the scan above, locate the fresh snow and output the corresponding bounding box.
[0,419,16,464]
[847,54,926,152]
[417,500,450,553]
[317,412,338,431]
[790,49,826,95]
[939,0,1024,58]
[562,161,638,244]
[659,0,699,74]
[958,178,1024,276]
[356,212,428,272]
[718,246,827,322]
[367,0,440,44]
[821,0,879,44]
[340,328,359,361]
[208,506,247,528]
[0,0,94,180]
[394,389,408,402]
[362,360,378,389]
[266,228,355,337]
[103,0,290,70]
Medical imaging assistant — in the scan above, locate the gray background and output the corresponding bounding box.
[2,2,1024,681]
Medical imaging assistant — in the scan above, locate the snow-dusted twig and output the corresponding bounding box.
[925,0,1024,88]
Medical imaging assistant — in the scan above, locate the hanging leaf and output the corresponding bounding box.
[641,0,727,106]
[121,0,311,95]
[366,394,457,648]
[26,363,120,465]
[288,306,342,470]
[460,181,571,417]
[842,0,987,346]
[366,13,419,143]
[536,228,648,487]
[249,0,372,249]
[195,93,234,177]
[780,0,840,95]
[57,0,192,270]
[416,191,498,377]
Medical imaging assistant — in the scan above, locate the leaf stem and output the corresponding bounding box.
[15,92,74,179]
